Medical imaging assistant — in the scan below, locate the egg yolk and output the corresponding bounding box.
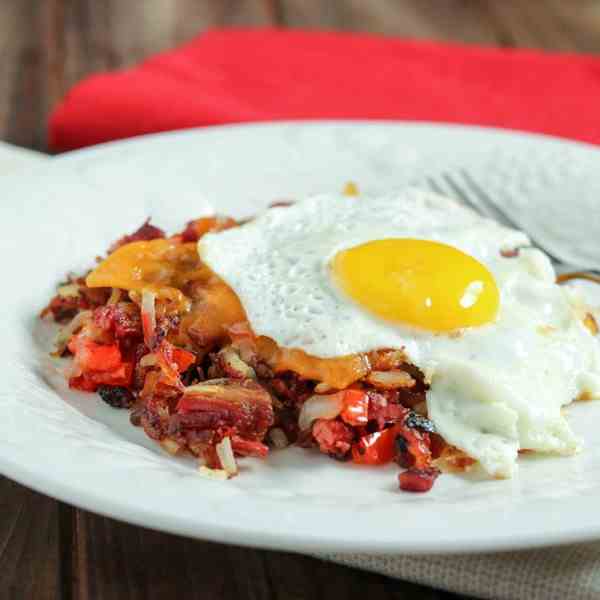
[331,239,499,332]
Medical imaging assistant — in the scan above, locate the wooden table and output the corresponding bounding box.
[2,2,600,598]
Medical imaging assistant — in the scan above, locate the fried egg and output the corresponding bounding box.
[200,190,600,478]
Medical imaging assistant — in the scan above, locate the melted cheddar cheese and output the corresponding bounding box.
[86,240,205,312]
[87,238,368,388]
[252,335,370,389]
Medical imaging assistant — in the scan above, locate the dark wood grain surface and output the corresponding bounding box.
[2,2,600,599]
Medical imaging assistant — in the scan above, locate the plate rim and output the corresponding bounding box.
[52,119,600,160]
[5,449,600,556]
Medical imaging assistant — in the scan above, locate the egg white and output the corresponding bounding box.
[200,190,600,478]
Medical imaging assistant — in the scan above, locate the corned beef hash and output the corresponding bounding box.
[41,188,600,492]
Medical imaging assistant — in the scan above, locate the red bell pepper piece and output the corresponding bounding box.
[398,467,440,492]
[339,389,369,426]
[171,347,196,373]
[351,427,397,465]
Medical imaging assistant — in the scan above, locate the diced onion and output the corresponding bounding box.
[198,466,229,480]
[160,438,181,455]
[216,436,238,476]
[57,283,80,298]
[366,370,415,389]
[141,289,157,347]
[53,310,92,355]
[64,360,83,380]
[314,382,333,394]
[217,347,256,379]
[183,379,228,394]
[107,288,122,305]
[298,393,344,431]
[139,353,158,368]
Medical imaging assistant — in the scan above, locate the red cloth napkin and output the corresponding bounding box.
[49,28,600,151]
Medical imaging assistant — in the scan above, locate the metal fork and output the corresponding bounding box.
[423,169,599,278]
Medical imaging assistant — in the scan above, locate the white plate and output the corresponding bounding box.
[2,122,600,555]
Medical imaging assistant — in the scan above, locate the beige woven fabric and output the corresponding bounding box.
[318,545,600,600]
[3,142,599,600]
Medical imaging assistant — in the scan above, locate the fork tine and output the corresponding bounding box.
[424,176,447,196]
[457,169,567,264]
[458,169,521,230]
[422,173,482,216]
[426,171,594,271]
[443,171,514,227]
[440,173,482,215]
